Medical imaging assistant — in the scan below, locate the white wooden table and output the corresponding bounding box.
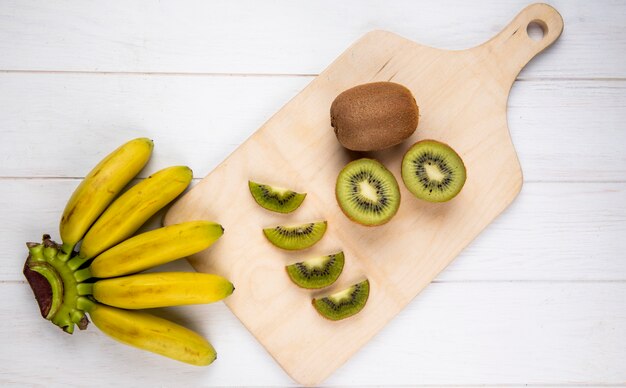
[1,1,625,386]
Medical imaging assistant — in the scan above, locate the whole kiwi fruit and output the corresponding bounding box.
[330,82,419,151]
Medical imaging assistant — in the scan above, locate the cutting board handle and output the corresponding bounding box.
[482,3,563,83]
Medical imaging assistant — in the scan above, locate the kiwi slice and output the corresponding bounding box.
[248,180,306,213]
[312,279,370,321]
[286,251,345,289]
[335,158,400,226]
[401,140,466,202]
[263,221,327,250]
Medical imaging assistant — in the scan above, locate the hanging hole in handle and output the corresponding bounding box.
[527,20,548,41]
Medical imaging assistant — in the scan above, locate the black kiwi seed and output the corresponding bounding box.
[401,139,466,202]
[248,181,306,213]
[335,158,400,226]
[312,279,370,321]
[263,221,327,250]
[286,252,345,289]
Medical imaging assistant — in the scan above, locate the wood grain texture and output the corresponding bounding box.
[4,281,626,386]
[164,5,564,385]
[1,75,625,182]
[3,180,625,283]
[1,0,624,79]
[1,1,624,386]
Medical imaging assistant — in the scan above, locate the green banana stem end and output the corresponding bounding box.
[23,235,92,334]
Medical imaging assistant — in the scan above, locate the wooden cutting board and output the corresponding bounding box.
[164,3,563,385]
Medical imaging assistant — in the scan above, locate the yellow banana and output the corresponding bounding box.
[79,165,192,260]
[85,301,216,366]
[59,138,153,254]
[89,221,223,278]
[91,272,234,309]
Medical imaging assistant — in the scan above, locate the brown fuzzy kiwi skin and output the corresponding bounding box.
[401,139,467,202]
[331,82,419,152]
[334,158,400,227]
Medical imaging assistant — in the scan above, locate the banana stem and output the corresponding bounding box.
[74,268,93,283]
[61,242,75,256]
[77,283,93,296]
[77,296,95,312]
[67,255,90,271]
[23,235,90,333]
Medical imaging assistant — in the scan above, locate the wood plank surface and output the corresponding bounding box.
[3,282,625,386]
[1,76,624,182]
[2,181,625,283]
[1,0,624,79]
[0,0,624,386]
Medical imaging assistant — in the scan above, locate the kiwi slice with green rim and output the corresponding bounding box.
[263,221,327,250]
[248,180,306,213]
[286,251,345,289]
[335,158,400,226]
[312,279,370,321]
[401,139,466,202]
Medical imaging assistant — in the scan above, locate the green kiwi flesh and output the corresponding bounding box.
[401,140,466,202]
[263,221,327,250]
[286,252,345,289]
[312,279,370,321]
[248,181,306,213]
[336,158,400,226]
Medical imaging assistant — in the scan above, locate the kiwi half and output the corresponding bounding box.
[263,221,327,250]
[401,140,466,202]
[312,279,370,321]
[286,252,345,289]
[336,158,400,226]
[248,181,306,213]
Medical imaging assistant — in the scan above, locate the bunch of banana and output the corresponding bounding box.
[23,138,232,366]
